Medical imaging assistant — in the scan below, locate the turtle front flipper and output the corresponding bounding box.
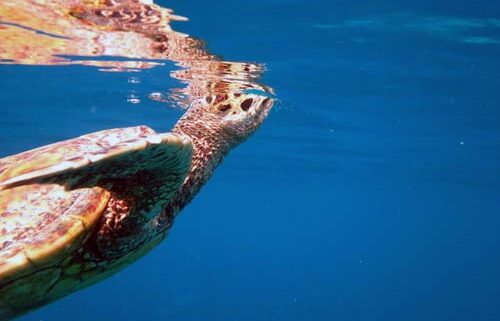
[0,126,192,193]
[1,126,193,253]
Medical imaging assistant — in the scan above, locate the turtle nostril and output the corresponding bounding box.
[240,98,253,111]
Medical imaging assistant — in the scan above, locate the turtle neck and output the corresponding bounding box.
[155,102,233,232]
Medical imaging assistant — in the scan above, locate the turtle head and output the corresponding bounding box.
[175,91,274,149]
[211,92,274,145]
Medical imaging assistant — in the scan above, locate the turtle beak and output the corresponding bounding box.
[246,96,275,130]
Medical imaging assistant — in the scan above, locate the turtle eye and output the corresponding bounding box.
[240,98,253,112]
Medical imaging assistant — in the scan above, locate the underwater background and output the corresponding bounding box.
[1,0,500,320]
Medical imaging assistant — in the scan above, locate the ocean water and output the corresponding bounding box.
[1,0,500,320]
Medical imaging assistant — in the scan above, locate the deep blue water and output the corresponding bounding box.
[1,0,500,320]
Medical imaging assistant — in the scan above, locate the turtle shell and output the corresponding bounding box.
[0,125,192,286]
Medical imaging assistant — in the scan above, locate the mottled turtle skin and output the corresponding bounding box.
[0,93,274,320]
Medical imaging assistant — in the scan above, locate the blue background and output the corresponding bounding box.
[1,0,500,320]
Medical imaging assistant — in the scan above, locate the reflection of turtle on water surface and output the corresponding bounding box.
[0,0,275,319]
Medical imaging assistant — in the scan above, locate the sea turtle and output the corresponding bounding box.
[0,93,274,320]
